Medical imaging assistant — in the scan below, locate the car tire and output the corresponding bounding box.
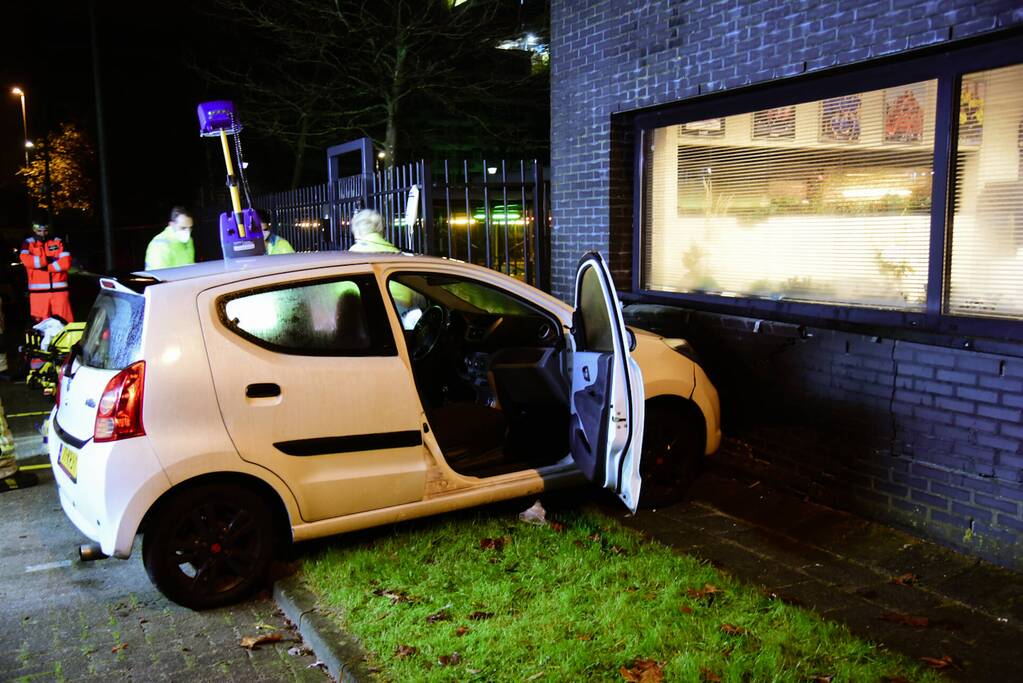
[142,483,274,610]
[639,401,704,509]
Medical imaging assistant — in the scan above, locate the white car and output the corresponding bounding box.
[50,251,720,608]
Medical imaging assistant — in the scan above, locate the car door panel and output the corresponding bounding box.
[197,268,428,523]
[569,253,645,511]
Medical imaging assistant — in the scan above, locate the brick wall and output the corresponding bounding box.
[551,0,1023,300]
[551,0,1023,568]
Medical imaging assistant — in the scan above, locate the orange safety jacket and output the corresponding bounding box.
[20,236,71,293]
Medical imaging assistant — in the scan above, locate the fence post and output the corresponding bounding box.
[421,160,435,256]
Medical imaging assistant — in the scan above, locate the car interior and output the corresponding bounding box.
[387,273,571,478]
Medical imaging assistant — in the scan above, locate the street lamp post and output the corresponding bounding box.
[11,87,29,167]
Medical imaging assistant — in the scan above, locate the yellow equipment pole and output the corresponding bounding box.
[219,130,246,237]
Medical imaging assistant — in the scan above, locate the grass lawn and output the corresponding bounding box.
[301,503,942,682]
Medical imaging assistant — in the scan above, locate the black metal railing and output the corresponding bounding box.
[251,158,550,290]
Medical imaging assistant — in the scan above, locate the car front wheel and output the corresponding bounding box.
[142,483,274,609]
[639,401,704,509]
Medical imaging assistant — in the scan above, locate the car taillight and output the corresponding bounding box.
[94,361,146,442]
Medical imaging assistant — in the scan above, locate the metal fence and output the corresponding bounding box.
[251,159,550,290]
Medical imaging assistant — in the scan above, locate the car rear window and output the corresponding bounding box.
[80,291,146,370]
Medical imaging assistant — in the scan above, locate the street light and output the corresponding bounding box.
[10,87,29,166]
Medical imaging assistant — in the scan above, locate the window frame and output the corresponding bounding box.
[632,32,1023,342]
[216,273,398,357]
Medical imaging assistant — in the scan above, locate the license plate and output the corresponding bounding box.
[58,444,78,483]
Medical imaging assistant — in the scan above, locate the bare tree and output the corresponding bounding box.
[197,0,530,186]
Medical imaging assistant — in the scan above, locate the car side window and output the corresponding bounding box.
[220,275,396,356]
[577,266,615,353]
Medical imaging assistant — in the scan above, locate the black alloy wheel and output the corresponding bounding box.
[639,402,704,508]
[143,484,274,609]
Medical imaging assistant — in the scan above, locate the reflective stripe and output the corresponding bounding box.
[58,252,70,258]
[51,262,61,272]
[50,282,67,289]
[20,250,28,255]
[27,282,67,291]
[28,283,51,290]
[24,237,35,243]
[33,256,41,268]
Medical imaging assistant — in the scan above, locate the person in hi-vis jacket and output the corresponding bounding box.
[20,222,73,322]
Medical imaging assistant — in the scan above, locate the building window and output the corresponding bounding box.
[637,40,1023,337]
[643,80,937,310]
[948,63,1023,319]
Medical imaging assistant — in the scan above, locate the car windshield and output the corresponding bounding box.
[80,291,146,370]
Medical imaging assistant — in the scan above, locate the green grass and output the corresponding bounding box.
[302,505,941,682]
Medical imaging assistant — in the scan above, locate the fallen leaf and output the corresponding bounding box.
[111,643,128,653]
[608,545,627,556]
[254,622,278,630]
[719,623,748,635]
[427,609,451,624]
[880,611,929,628]
[526,673,544,681]
[455,626,469,636]
[588,532,602,542]
[920,655,954,670]
[550,521,566,533]
[138,618,148,625]
[518,500,547,525]
[620,658,664,683]
[438,652,462,666]
[890,573,919,586]
[240,633,284,650]
[700,668,722,682]
[307,660,327,670]
[394,644,417,658]
[287,645,312,657]
[468,611,494,621]
[811,676,834,683]
[479,537,506,551]
[680,606,693,614]
[577,634,593,641]
[373,588,414,604]
[625,586,638,593]
[687,583,724,601]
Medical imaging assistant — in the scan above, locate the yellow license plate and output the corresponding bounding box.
[58,444,78,483]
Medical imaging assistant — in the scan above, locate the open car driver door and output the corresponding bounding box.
[568,252,644,512]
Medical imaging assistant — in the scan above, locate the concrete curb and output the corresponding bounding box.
[273,575,374,683]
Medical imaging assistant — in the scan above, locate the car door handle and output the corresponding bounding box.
[246,383,281,398]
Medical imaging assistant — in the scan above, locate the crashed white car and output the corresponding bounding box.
[49,251,720,608]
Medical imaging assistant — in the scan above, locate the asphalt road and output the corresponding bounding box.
[0,467,330,682]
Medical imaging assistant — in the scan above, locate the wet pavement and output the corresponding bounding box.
[0,381,330,682]
[602,463,1023,682]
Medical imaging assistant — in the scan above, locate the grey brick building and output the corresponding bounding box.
[550,0,1023,568]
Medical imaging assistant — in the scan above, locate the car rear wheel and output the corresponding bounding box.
[639,401,704,509]
[142,483,274,609]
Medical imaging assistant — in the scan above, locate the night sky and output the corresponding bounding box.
[0,1,290,233]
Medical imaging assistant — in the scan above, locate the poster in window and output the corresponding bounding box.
[680,118,725,137]
[820,95,861,142]
[752,106,796,140]
[959,80,985,146]
[884,84,925,143]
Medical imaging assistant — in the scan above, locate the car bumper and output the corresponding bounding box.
[49,412,171,559]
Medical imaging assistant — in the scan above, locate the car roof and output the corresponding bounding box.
[136,252,445,282]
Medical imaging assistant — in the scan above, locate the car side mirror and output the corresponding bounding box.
[626,327,637,352]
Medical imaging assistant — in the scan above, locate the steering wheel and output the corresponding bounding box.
[411,305,447,360]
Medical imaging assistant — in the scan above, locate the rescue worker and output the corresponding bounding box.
[145,206,196,270]
[20,222,73,323]
[348,209,400,253]
[262,223,295,255]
